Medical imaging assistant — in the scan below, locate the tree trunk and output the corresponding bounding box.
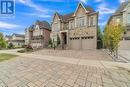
[116,48,118,58]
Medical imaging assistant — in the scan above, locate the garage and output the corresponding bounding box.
[69,37,95,50]
[69,37,81,50]
[81,37,94,50]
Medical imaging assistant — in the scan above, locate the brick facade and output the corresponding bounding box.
[51,3,98,50]
[25,21,51,49]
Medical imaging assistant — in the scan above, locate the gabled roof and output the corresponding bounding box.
[35,20,51,30]
[53,2,95,22]
[74,3,94,16]
[5,35,11,38]
[12,33,25,38]
[62,12,74,22]
[85,6,94,13]
[28,20,51,31]
[114,1,130,15]
[107,1,130,25]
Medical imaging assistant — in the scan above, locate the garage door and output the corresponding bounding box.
[70,38,80,50]
[81,37,94,50]
[69,37,95,50]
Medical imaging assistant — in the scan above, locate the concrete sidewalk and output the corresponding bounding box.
[119,50,130,62]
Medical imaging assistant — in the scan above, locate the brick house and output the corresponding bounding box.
[107,0,130,49]
[5,34,25,47]
[51,3,98,50]
[25,20,51,49]
[107,0,130,40]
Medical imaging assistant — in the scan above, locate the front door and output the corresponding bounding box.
[62,32,67,45]
[61,32,67,49]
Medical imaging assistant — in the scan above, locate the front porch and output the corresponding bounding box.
[59,30,69,49]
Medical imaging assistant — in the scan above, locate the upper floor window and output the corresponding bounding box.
[54,23,58,31]
[128,13,130,23]
[116,18,120,23]
[89,16,95,26]
[76,16,85,27]
[70,21,74,29]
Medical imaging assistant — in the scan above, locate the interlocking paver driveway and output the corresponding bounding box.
[33,49,113,61]
[0,56,130,87]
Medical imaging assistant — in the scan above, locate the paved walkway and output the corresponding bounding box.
[119,50,130,62]
[0,49,130,87]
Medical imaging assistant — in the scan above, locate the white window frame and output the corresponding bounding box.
[76,16,85,27]
[89,16,94,26]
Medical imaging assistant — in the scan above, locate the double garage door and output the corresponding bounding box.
[69,37,95,50]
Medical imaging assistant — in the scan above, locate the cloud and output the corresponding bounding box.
[17,0,51,13]
[95,0,103,2]
[22,13,51,18]
[119,0,126,3]
[80,0,87,3]
[0,21,21,29]
[97,3,116,15]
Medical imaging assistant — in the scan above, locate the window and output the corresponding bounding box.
[116,17,121,23]
[81,17,84,26]
[76,16,85,27]
[70,21,74,29]
[128,13,130,23]
[54,23,58,31]
[116,18,120,23]
[90,16,94,26]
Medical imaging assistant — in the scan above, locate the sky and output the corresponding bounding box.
[0,0,127,35]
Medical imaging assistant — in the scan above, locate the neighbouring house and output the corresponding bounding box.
[5,35,11,43]
[5,34,25,47]
[107,0,130,50]
[25,20,51,49]
[51,3,98,50]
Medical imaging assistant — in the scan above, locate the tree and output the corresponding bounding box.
[0,32,6,49]
[48,38,53,47]
[103,23,124,58]
[97,26,103,49]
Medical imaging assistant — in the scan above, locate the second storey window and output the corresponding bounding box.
[54,23,58,31]
[128,13,130,23]
[116,18,120,23]
[70,21,74,29]
[89,16,95,26]
[76,16,85,27]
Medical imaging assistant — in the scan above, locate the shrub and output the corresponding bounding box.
[17,49,25,53]
[48,38,53,48]
[57,34,60,45]
[7,43,14,49]
[25,45,33,52]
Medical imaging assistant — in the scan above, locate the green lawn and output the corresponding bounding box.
[0,53,18,62]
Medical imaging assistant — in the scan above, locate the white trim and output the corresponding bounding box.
[73,3,89,16]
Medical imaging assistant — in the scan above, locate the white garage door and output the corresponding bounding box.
[81,37,94,50]
[70,38,80,50]
[69,37,95,50]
